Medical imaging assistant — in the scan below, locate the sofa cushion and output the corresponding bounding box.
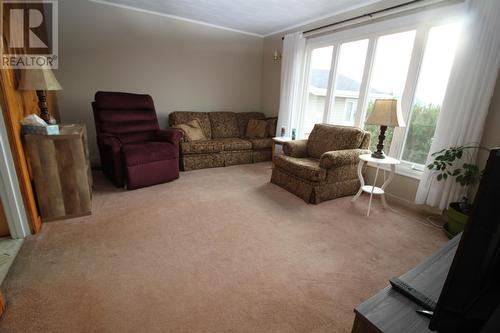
[173,119,207,142]
[253,150,272,163]
[209,112,240,138]
[169,112,212,139]
[266,117,278,137]
[274,155,326,182]
[122,142,177,166]
[180,138,252,154]
[224,151,253,166]
[245,119,268,139]
[180,140,224,154]
[214,138,252,151]
[235,112,266,137]
[307,124,365,159]
[181,153,225,171]
[249,138,273,150]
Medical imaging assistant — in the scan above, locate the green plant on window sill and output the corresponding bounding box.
[427,144,488,237]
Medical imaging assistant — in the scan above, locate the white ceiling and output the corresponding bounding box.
[93,0,385,37]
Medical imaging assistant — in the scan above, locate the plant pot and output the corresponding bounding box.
[442,223,455,239]
[445,202,469,237]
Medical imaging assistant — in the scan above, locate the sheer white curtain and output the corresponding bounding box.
[276,32,306,137]
[415,0,500,209]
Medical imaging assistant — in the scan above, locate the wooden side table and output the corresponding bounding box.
[351,154,400,216]
[271,136,292,167]
[24,124,92,222]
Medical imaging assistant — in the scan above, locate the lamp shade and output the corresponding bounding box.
[365,99,405,127]
[18,68,62,91]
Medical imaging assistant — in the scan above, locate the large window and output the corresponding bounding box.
[401,23,461,166]
[298,13,462,177]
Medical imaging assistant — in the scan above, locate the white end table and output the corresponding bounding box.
[351,154,400,216]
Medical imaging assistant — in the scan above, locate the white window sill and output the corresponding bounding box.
[367,161,423,180]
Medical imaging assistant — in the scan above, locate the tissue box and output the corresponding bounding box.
[22,124,60,135]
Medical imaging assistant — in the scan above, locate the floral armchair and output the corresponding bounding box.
[271,124,371,204]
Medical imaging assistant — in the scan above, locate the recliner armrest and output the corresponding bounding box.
[319,149,371,169]
[283,140,308,158]
[97,133,122,149]
[155,129,183,144]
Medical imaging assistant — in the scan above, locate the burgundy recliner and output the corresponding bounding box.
[92,91,183,190]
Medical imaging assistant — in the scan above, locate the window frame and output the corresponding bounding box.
[299,3,465,179]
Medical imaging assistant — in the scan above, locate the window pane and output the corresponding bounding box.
[364,30,416,154]
[301,46,333,138]
[328,39,369,126]
[401,23,461,165]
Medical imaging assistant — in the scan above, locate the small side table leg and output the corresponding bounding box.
[367,166,380,217]
[351,160,365,202]
[380,164,397,209]
[381,191,388,208]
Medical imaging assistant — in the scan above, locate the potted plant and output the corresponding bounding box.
[427,145,486,238]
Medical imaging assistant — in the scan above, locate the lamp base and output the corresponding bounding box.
[36,90,50,123]
[371,151,386,159]
[372,125,388,159]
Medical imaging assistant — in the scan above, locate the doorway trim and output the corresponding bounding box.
[0,106,30,239]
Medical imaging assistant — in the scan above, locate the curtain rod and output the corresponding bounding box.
[281,0,456,40]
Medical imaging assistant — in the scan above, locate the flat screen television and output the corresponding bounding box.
[429,148,500,332]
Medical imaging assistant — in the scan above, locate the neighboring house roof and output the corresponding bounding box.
[310,69,388,96]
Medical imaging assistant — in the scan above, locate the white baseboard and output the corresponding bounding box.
[385,192,443,215]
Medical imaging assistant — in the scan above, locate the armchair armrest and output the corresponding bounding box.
[97,133,122,150]
[283,140,308,158]
[156,129,183,144]
[320,149,371,169]
[96,133,124,187]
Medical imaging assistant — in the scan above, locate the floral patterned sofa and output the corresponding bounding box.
[271,124,371,204]
[169,111,276,171]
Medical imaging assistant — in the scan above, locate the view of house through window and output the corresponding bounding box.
[301,46,333,137]
[329,39,369,126]
[298,18,462,173]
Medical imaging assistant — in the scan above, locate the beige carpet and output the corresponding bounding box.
[0,162,447,332]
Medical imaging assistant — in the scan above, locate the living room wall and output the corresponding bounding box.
[56,0,263,162]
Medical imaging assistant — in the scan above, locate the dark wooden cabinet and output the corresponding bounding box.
[24,124,92,222]
[352,236,459,333]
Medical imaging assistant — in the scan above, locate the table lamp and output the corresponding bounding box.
[18,68,62,123]
[365,99,405,159]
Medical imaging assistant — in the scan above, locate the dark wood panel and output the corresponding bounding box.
[0,200,9,237]
[0,66,42,233]
[0,289,5,319]
[0,2,59,233]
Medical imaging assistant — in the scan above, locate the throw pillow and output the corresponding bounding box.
[266,117,277,138]
[173,119,207,142]
[245,119,267,139]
